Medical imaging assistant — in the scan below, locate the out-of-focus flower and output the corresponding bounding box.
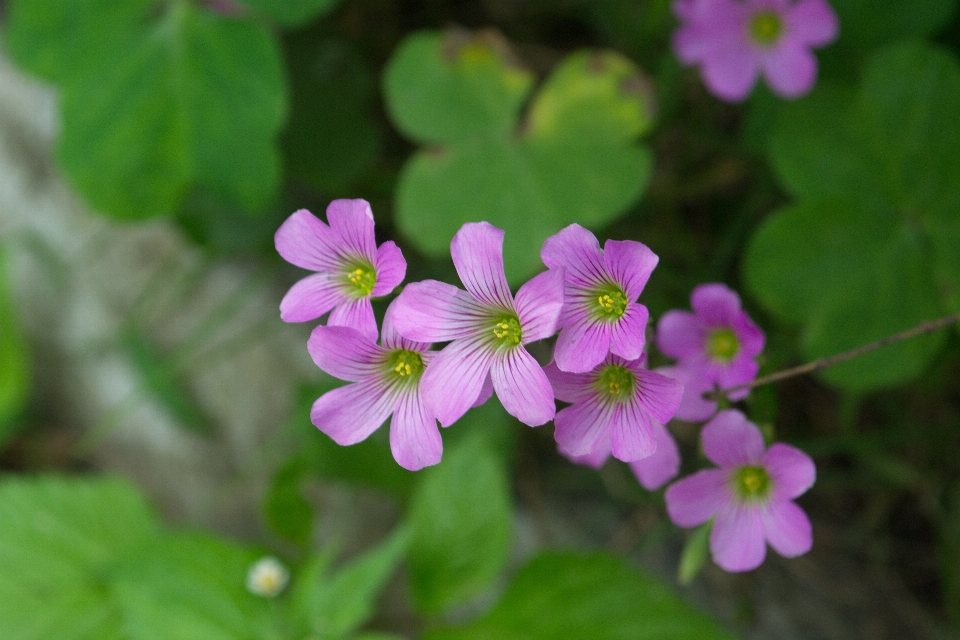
[544,354,683,463]
[246,556,289,598]
[656,365,717,422]
[392,222,564,427]
[308,300,441,471]
[275,199,406,338]
[541,224,658,374]
[672,0,839,101]
[664,409,815,572]
[656,283,765,401]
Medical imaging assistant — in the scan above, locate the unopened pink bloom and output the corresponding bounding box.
[665,410,815,572]
[672,0,839,101]
[656,283,765,402]
[545,354,683,463]
[308,301,441,471]
[541,224,658,373]
[275,199,406,338]
[392,222,564,427]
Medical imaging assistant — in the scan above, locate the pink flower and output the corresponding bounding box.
[544,354,683,463]
[275,199,406,338]
[541,224,658,373]
[664,410,815,572]
[307,300,441,471]
[392,222,565,427]
[672,0,839,101]
[656,283,765,401]
[562,420,683,490]
[655,365,717,422]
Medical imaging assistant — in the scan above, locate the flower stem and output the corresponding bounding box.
[708,310,960,400]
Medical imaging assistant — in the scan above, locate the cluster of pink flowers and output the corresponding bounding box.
[672,0,839,101]
[275,199,815,572]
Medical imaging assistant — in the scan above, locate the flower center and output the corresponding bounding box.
[343,261,377,297]
[750,11,783,46]
[491,315,523,348]
[733,465,772,500]
[597,364,634,400]
[593,284,628,321]
[385,349,425,384]
[707,328,740,363]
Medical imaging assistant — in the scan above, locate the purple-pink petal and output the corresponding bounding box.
[514,268,565,343]
[274,209,343,272]
[381,298,431,353]
[629,422,680,490]
[761,42,818,98]
[279,272,345,323]
[701,410,766,467]
[540,224,606,287]
[420,338,495,427]
[554,395,612,457]
[701,41,761,102]
[786,0,839,47]
[710,503,767,572]
[602,239,658,301]
[371,240,407,297]
[308,325,381,382]
[325,198,377,260]
[543,362,593,404]
[665,468,728,527]
[390,392,442,471]
[473,374,494,407]
[450,222,514,309]
[764,443,816,499]
[635,368,685,424]
[657,366,717,422]
[733,312,766,358]
[691,283,742,327]
[564,439,611,469]
[609,303,648,362]
[609,398,657,462]
[311,381,397,446]
[491,348,556,427]
[553,316,612,374]
[392,281,485,343]
[761,499,813,558]
[655,310,703,359]
[329,297,378,339]
[717,356,760,400]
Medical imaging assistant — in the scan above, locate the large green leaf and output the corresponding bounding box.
[0,476,159,640]
[746,43,960,390]
[385,31,656,283]
[112,533,271,640]
[407,430,512,615]
[424,552,737,640]
[5,0,286,219]
[0,246,30,446]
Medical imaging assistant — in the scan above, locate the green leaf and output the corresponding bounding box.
[283,36,381,194]
[385,30,656,283]
[27,0,286,219]
[297,527,410,638]
[747,43,960,390]
[112,533,271,640]
[828,0,956,52]
[424,552,737,640]
[241,0,342,27]
[264,456,314,548]
[677,522,711,585]
[0,246,30,446]
[407,430,512,615]
[0,476,159,640]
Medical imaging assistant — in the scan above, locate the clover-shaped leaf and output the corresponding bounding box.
[385,30,656,283]
[745,43,960,391]
[4,0,286,220]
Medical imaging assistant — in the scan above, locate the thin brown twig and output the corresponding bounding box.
[706,310,960,401]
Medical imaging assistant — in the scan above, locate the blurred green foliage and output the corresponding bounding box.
[386,30,656,283]
[0,246,30,447]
